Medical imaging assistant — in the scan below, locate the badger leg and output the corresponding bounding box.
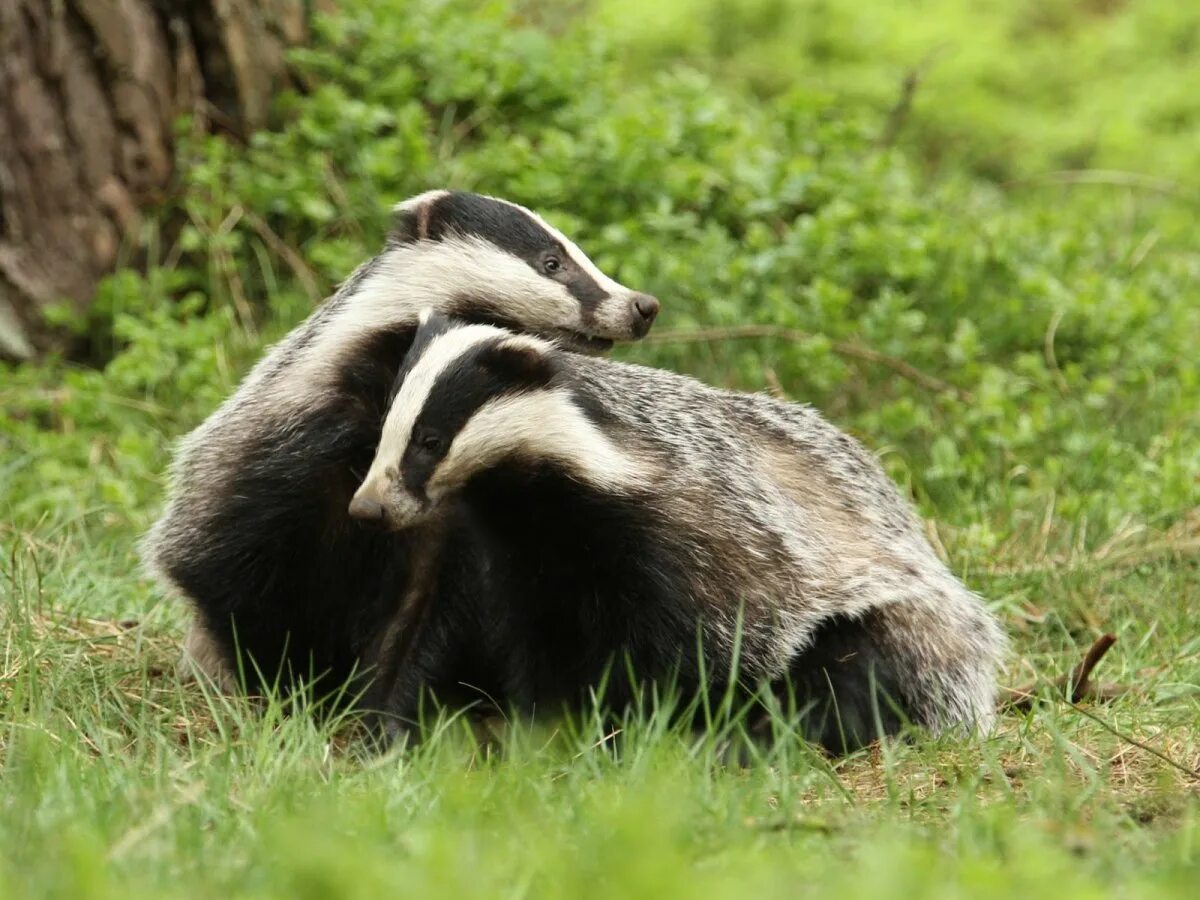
[360,604,507,749]
[358,518,510,749]
[782,612,906,752]
[178,618,239,693]
[786,593,1003,753]
[357,536,448,747]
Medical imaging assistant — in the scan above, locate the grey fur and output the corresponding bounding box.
[362,323,1007,740]
[573,357,1006,734]
[143,191,657,691]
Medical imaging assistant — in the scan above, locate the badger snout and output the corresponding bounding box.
[349,477,391,527]
[348,494,386,522]
[577,289,660,347]
[349,478,426,530]
[628,292,660,338]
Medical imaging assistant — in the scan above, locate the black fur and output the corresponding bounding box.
[365,463,704,734]
[152,192,655,706]
[779,613,908,751]
[369,456,904,754]
[167,325,417,696]
[364,326,904,752]
[418,192,610,316]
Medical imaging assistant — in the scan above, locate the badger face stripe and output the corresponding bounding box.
[398,336,549,500]
[369,323,512,485]
[355,319,650,527]
[509,203,628,297]
[431,388,650,496]
[298,235,578,381]
[419,193,619,323]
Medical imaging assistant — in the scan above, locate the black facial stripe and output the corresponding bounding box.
[561,269,608,324]
[426,193,612,314]
[426,193,556,259]
[398,337,544,500]
[385,312,458,406]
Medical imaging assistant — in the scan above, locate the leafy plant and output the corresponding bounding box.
[1,1,1198,897]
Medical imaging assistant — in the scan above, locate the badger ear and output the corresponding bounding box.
[413,309,457,343]
[390,189,452,244]
[478,340,556,388]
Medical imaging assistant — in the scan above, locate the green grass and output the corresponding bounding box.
[3,0,1200,895]
[2,515,1198,897]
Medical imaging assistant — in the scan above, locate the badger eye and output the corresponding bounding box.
[542,256,562,274]
[415,432,445,455]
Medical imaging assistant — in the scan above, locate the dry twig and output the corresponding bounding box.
[1067,703,1200,782]
[1004,169,1196,199]
[1001,632,1128,712]
[875,47,949,150]
[244,211,325,304]
[644,325,968,398]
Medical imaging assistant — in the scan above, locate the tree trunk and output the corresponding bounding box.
[0,0,311,361]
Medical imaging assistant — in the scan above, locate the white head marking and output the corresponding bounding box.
[354,324,653,526]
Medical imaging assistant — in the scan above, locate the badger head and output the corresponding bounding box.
[384,190,659,352]
[348,311,649,529]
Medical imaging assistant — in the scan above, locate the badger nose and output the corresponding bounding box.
[348,495,385,521]
[631,293,660,335]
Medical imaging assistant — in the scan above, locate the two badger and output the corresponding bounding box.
[146,190,1004,751]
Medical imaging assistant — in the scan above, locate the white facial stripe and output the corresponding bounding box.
[431,388,651,496]
[296,236,578,383]
[434,234,578,324]
[363,324,514,489]
[490,196,628,296]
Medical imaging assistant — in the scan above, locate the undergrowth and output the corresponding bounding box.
[1,0,1197,896]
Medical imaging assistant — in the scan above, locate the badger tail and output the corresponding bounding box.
[784,588,1005,753]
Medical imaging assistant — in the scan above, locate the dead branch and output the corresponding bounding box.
[644,325,968,398]
[875,47,949,150]
[877,70,920,151]
[1001,632,1129,712]
[1004,169,1192,197]
[987,534,1200,577]
[243,210,325,304]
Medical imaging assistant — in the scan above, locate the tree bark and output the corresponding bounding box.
[0,0,311,361]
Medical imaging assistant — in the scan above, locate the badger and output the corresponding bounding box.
[143,190,660,698]
[349,314,1006,752]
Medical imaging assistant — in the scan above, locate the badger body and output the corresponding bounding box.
[143,191,659,696]
[352,316,1006,750]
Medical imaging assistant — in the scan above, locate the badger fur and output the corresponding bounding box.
[143,191,659,698]
[351,314,1006,751]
